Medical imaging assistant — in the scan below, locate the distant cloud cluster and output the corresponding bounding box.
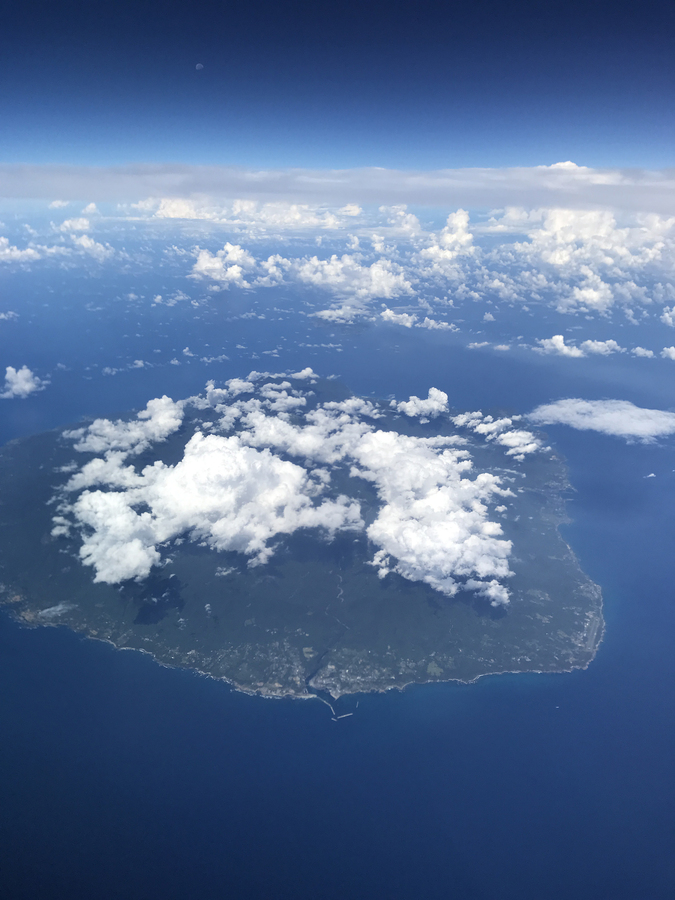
[2,166,675,359]
[51,373,548,605]
[180,202,675,327]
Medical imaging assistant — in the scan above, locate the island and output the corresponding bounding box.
[0,371,604,701]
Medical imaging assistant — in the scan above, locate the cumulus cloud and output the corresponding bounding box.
[159,198,675,325]
[191,242,256,286]
[661,347,675,360]
[451,411,543,460]
[661,307,675,327]
[394,388,449,418]
[418,316,457,331]
[536,335,625,357]
[380,308,417,327]
[297,254,413,302]
[71,234,113,260]
[0,365,47,399]
[58,217,89,232]
[52,376,543,606]
[420,209,475,268]
[0,237,41,262]
[66,432,362,583]
[528,398,675,441]
[64,396,184,455]
[632,347,654,358]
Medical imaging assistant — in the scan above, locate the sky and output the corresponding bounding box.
[1,0,674,169]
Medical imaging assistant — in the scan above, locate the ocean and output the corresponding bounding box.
[0,266,673,899]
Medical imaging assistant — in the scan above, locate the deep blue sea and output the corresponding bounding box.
[1,264,674,899]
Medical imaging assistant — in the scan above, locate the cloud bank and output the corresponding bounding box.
[528,398,675,441]
[3,162,675,214]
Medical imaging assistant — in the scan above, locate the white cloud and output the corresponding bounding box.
[356,430,512,602]
[536,335,624,357]
[0,365,47,399]
[380,308,417,327]
[48,200,69,208]
[297,254,413,302]
[58,217,89,232]
[394,388,449,418]
[579,339,625,356]
[191,242,256,286]
[0,237,41,262]
[632,347,654,358]
[419,209,475,268]
[71,234,113,260]
[53,378,532,606]
[528,398,675,441]
[65,396,184,455]
[661,307,675,326]
[65,432,363,583]
[536,335,585,357]
[661,347,675,360]
[417,317,457,331]
[451,411,543,461]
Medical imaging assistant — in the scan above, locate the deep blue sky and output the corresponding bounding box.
[1,0,674,169]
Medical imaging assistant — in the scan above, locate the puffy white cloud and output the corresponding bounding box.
[483,207,675,314]
[420,209,475,266]
[579,339,625,356]
[528,398,675,441]
[58,217,89,232]
[417,316,457,331]
[0,365,47,399]
[451,411,543,461]
[71,234,113,261]
[380,308,417,327]
[661,347,675,360]
[54,378,533,606]
[297,254,413,302]
[355,430,512,602]
[191,242,256,286]
[536,335,624,357]
[66,432,363,583]
[394,388,449,418]
[536,335,585,357]
[632,347,654,358]
[661,307,675,326]
[0,237,41,262]
[65,396,184,455]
